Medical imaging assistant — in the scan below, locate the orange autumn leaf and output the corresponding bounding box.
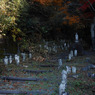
[69,21,73,25]
[53,0,63,6]
[66,1,71,4]
[65,16,70,20]
[63,15,80,25]
[59,6,67,11]
[63,21,67,24]
[63,10,68,14]
[35,0,64,6]
[34,0,53,5]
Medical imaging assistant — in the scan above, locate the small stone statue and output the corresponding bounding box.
[9,55,12,64]
[58,59,63,69]
[62,70,67,75]
[4,56,8,65]
[29,53,32,59]
[21,53,26,61]
[75,33,79,42]
[68,54,71,61]
[70,50,73,58]
[62,74,67,80]
[59,81,66,95]
[74,50,77,56]
[62,92,69,95]
[64,43,66,47]
[66,66,71,74]
[72,66,77,74]
[15,54,20,65]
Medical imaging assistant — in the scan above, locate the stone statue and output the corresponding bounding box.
[75,33,79,42]
[4,56,8,65]
[9,55,12,64]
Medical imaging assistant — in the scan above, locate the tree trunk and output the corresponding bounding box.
[91,18,95,50]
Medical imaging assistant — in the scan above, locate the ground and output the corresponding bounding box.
[0,45,95,95]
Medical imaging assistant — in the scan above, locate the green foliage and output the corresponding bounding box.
[11,27,23,41]
[0,0,90,44]
[0,0,29,38]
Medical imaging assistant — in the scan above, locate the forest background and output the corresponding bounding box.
[0,0,95,53]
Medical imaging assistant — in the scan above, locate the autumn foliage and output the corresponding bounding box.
[34,0,80,25]
[0,0,94,44]
[79,0,95,11]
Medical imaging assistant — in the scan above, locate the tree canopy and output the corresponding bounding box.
[0,0,95,42]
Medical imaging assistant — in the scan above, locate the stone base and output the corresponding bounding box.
[75,40,79,43]
[70,42,84,56]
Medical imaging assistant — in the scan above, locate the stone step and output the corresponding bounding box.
[0,76,48,81]
[0,90,49,94]
[22,69,53,73]
[39,64,58,67]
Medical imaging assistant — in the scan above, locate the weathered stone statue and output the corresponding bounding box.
[75,33,79,43]
[70,32,84,56]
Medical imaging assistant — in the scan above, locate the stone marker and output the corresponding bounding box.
[72,74,79,78]
[15,54,20,65]
[58,59,63,66]
[81,64,95,71]
[68,54,71,61]
[64,43,66,47]
[74,50,77,56]
[70,50,73,58]
[88,73,95,78]
[14,54,17,60]
[62,70,67,80]
[9,55,12,64]
[29,53,32,59]
[39,44,42,48]
[53,46,57,53]
[21,53,26,61]
[62,70,67,75]
[59,80,66,95]
[75,33,79,43]
[62,92,69,95]
[70,42,84,56]
[72,66,76,74]
[66,66,71,74]
[4,56,8,65]
[58,59,63,69]
[62,74,67,81]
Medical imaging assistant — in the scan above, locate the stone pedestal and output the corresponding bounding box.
[70,42,84,56]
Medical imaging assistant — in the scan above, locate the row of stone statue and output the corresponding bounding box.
[3,53,32,65]
[59,66,77,95]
